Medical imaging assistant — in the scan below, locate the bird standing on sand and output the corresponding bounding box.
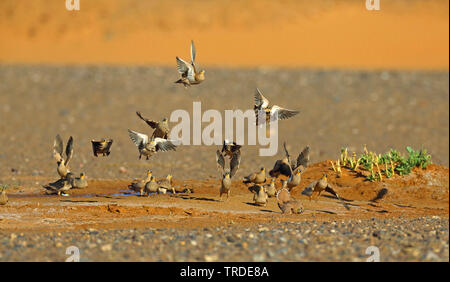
[175,40,205,87]
[216,149,241,201]
[301,174,350,210]
[72,172,88,189]
[91,139,113,157]
[128,129,178,160]
[253,185,268,206]
[128,170,152,196]
[136,111,170,139]
[144,176,158,195]
[43,172,75,196]
[253,88,299,125]
[157,174,175,194]
[0,186,8,205]
[264,178,277,197]
[243,167,266,185]
[53,134,74,179]
[277,181,304,214]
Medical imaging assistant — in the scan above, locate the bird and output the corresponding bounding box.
[216,149,241,201]
[91,139,113,157]
[253,185,268,206]
[221,140,241,159]
[144,176,159,195]
[286,169,302,191]
[276,181,304,214]
[253,88,299,125]
[243,167,266,185]
[264,178,277,197]
[301,174,350,210]
[219,171,232,201]
[128,170,152,196]
[269,143,310,179]
[0,186,8,205]
[72,172,88,189]
[43,173,75,196]
[53,134,74,179]
[128,129,178,160]
[157,174,175,194]
[157,186,167,194]
[136,111,170,139]
[175,40,205,87]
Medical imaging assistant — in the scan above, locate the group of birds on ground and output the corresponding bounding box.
[39,40,347,213]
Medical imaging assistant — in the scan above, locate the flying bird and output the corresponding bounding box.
[254,88,299,125]
[91,139,113,157]
[136,111,170,139]
[128,129,178,160]
[53,134,74,179]
[269,143,310,179]
[221,140,242,159]
[175,40,205,87]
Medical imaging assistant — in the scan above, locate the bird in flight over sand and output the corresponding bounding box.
[221,139,242,159]
[269,143,310,179]
[254,88,299,125]
[91,138,113,157]
[53,134,74,179]
[136,111,170,139]
[175,40,205,87]
[128,129,178,160]
[301,174,350,210]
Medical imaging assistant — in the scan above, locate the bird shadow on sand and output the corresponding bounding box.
[304,208,338,215]
[59,199,99,203]
[322,194,354,202]
[174,195,219,202]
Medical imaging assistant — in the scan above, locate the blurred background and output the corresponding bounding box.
[0,0,448,188]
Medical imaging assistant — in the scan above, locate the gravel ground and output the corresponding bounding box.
[0,217,447,262]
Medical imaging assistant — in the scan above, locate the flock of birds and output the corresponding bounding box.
[40,40,349,214]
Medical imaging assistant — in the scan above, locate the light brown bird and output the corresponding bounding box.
[286,169,302,191]
[157,174,175,194]
[219,171,232,201]
[72,172,88,189]
[144,176,158,195]
[128,129,178,160]
[0,185,8,205]
[128,170,152,196]
[253,185,268,206]
[276,181,304,214]
[175,40,205,87]
[264,178,277,197]
[136,111,170,139]
[53,134,74,179]
[269,143,310,179]
[91,139,113,157]
[254,88,299,125]
[216,148,241,201]
[301,174,350,210]
[243,167,266,185]
[43,173,75,196]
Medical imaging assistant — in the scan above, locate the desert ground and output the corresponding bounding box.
[0,0,448,262]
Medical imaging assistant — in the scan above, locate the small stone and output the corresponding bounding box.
[101,244,112,252]
[204,254,218,262]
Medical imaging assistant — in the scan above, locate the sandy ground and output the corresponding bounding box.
[0,0,448,69]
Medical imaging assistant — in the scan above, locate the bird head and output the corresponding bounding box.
[162,117,168,122]
[80,172,85,179]
[322,174,328,181]
[260,167,265,173]
[167,174,173,180]
[147,170,152,177]
[270,178,275,184]
[224,171,231,178]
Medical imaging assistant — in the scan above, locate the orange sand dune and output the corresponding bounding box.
[0,0,448,69]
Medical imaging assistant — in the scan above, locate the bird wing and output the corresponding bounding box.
[272,106,299,120]
[136,111,158,128]
[294,145,310,171]
[216,150,225,175]
[276,188,291,204]
[176,57,195,80]
[128,129,148,147]
[301,181,317,196]
[230,150,241,178]
[53,134,63,156]
[248,184,260,194]
[154,138,177,152]
[283,142,291,163]
[254,88,270,109]
[190,40,196,65]
[65,136,74,166]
